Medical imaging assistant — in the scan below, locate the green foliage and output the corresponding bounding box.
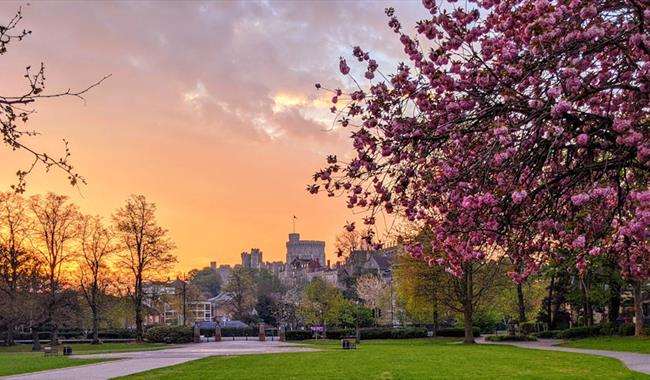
[557,326,602,340]
[437,327,481,337]
[222,267,257,320]
[87,329,136,340]
[324,329,353,339]
[533,330,562,339]
[519,321,538,335]
[333,300,375,329]
[486,335,537,342]
[285,330,313,341]
[298,277,343,327]
[619,324,636,336]
[188,267,221,298]
[144,326,193,344]
[473,311,501,334]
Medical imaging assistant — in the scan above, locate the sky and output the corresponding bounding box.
[0,0,423,272]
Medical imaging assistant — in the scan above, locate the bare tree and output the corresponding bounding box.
[0,192,35,345]
[78,215,116,344]
[29,192,79,346]
[113,195,176,342]
[1,7,109,192]
[334,229,366,257]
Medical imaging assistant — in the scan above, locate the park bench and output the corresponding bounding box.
[341,337,357,350]
[43,346,58,357]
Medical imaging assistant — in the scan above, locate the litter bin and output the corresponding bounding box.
[63,346,72,356]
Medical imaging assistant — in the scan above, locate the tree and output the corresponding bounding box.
[188,266,221,298]
[78,215,117,344]
[355,274,388,321]
[335,229,366,257]
[222,267,256,321]
[393,253,448,332]
[114,195,176,342]
[30,192,79,346]
[312,1,650,338]
[298,277,343,330]
[0,192,35,345]
[0,8,109,192]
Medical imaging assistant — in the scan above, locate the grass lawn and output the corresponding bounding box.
[558,336,650,354]
[0,342,171,355]
[118,339,649,380]
[0,342,170,377]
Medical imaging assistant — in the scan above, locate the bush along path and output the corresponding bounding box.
[478,337,650,375]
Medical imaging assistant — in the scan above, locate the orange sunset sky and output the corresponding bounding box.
[0,1,422,271]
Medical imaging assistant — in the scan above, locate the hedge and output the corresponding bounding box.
[389,327,428,339]
[557,325,601,339]
[144,326,193,344]
[436,327,481,337]
[285,330,313,341]
[486,335,536,342]
[325,329,353,340]
[533,330,562,339]
[322,327,428,340]
[87,329,136,340]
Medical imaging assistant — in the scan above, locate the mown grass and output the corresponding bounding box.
[119,338,649,379]
[558,336,650,354]
[0,342,169,377]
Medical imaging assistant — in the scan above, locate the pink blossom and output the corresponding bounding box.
[576,133,589,146]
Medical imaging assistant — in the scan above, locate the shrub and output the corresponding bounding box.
[486,335,536,342]
[618,323,635,336]
[557,325,601,339]
[144,326,193,344]
[89,329,136,340]
[519,322,537,335]
[437,327,481,337]
[598,322,617,336]
[533,330,561,339]
[359,327,392,340]
[325,329,353,340]
[390,327,427,339]
[285,330,313,341]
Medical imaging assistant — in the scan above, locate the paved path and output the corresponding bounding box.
[478,337,650,375]
[2,340,317,380]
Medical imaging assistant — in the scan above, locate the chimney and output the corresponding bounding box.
[327,259,331,269]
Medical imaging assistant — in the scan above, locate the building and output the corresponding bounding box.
[163,301,213,325]
[286,232,325,265]
[241,248,264,269]
[216,264,233,286]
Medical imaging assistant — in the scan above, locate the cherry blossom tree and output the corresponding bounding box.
[312,0,650,339]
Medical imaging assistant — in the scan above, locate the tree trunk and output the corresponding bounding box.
[50,327,60,346]
[92,306,101,344]
[517,283,526,323]
[633,281,644,337]
[135,301,144,343]
[608,279,621,323]
[5,320,15,346]
[463,269,475,344]
[579,275,593,327]
[432,284,439,337]
[31,328,41,351]
[547,275,555,330]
